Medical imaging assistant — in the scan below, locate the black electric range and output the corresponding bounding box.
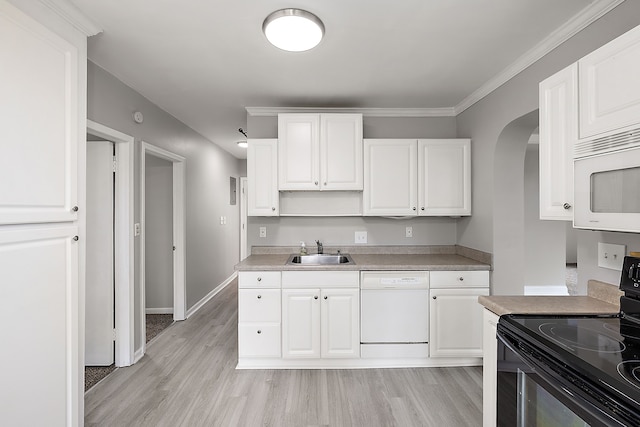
[496,256,640,426]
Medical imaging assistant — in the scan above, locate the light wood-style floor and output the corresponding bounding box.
[85,279,483,426]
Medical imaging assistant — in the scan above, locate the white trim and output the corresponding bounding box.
[39,0,102,36]
[185,272,238,318]
[236,356,482,370]
[86,120,135,368]
[133,347,144,364]
[246,106,456,117]
[240,177,248,261]
[140,142,187,358]
[454,0,624,114]
[145,308,174,314]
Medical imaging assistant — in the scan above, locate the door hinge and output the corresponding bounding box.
[113,156,117,173]
[112,329,117,341]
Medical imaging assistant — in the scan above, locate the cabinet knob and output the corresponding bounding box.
[272,207,276,211]
[314,295,319,300]
[257,277,262,282]
[73,235,79,242]
[421,207,425,211]
[412,207,416,211]
[432,296,437,300]
[324,182,327,186]
[459,277,464,281]
[563,203,572,210]
[257,295,262,299]
[324,296,328,300]
[71,206,79,212]
[257,330,262,334]
[315,181,319,186]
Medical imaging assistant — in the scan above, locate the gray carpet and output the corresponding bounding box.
[84,314,174,391]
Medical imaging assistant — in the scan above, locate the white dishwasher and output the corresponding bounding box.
[360,271,429,358]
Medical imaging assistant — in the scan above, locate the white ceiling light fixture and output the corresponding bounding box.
[237,141,248,148]
[263,9,325,52]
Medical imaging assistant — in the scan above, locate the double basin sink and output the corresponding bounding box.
[286,253,355,266]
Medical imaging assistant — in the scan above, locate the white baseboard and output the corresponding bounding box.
[145,307,173,315]
[186,272,237,318]
[133,347,144,364]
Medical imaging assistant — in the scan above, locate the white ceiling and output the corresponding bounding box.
[69,0,615,159]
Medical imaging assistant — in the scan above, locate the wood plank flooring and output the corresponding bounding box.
[85,279,483,426]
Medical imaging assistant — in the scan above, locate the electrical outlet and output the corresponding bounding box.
[405,226,413,238]
[259,226,267,238]
[355,231,367,244]
[134,223,141,237]
[598,242,626,270]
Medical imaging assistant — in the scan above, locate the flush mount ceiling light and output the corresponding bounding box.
[263,9,324,52]
[237,141,248,148]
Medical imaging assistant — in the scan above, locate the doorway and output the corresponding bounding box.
[140,142,186,356]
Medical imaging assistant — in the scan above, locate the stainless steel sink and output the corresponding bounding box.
[286,253,355,265]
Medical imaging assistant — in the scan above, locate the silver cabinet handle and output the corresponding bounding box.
[72,206,79,212]
[421,207,425,211]
[257,277,262,282]
[412,207,416,211]
[432,296,437,300]
[563,203,571,210]
[315,181,319,186]
[324,296,328,300]
[459,277,464,281]
[272,207,276,211]
[257,295,262,299]
[257,330,262,334]
[314,296,318,300]
[73,236,79,241]
[324,182,327,186]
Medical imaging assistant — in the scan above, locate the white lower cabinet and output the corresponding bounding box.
[429,271,490,358]
[238,272,281,358]
[482,308,499,427]
[282,271,360,359]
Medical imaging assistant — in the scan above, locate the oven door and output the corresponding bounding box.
[496,329,623,427]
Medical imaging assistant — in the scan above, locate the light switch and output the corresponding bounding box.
[597,242,626,270]
[355,231,367,244]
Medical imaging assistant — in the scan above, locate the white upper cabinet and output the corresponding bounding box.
[0,3,80,225]
[278,113,363,191]
[364,139,471,216]
[363,139,418,216]
[539,63,577,221]
[247,139,279,216]
[579,24,640,139]
[418,139,471,216]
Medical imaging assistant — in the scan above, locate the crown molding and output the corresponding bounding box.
[39,0,102,36]
[245,106,456,117]
[454,0,624,115]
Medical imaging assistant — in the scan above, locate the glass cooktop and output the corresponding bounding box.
[499,315,640,411]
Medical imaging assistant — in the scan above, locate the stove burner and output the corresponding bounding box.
[539,323,625,353]
[617,361,640,390]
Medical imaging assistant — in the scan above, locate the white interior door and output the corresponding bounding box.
[85,141,115,365]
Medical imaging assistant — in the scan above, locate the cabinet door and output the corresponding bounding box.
[539,64,577,220]
[247,139,279,216]
[278,114,320,190]
[0,3,80,225]
[238,323,281,357]
[282,288,320,358]
[363,139,417,216]
[482,309,499,427]
[579,24,640,139]
[320,114,363,190]
[0,225,79,425]
[418,139,471,216]
[321,288,360,358]
[429,287,489,358]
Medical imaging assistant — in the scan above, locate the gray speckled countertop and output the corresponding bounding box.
[235,253,490,271]
[478,280,622,316]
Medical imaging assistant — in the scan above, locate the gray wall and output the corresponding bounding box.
[523,144,565,288]
[144,154,173,312]
[246,114,459,250]
[456,1,640,295]
[87,62,244,351]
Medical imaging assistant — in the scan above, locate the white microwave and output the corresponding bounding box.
[574,135,640,233]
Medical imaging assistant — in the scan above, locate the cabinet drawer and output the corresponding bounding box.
[282,271,359,288]
[238,289,281,322]
[430,270,489,288]
[238,323,281,357]
[238,271,281,289]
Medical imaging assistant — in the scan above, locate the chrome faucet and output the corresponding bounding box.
[316,240,323,254]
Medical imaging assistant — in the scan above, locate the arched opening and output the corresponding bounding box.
[492,110,571,295]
